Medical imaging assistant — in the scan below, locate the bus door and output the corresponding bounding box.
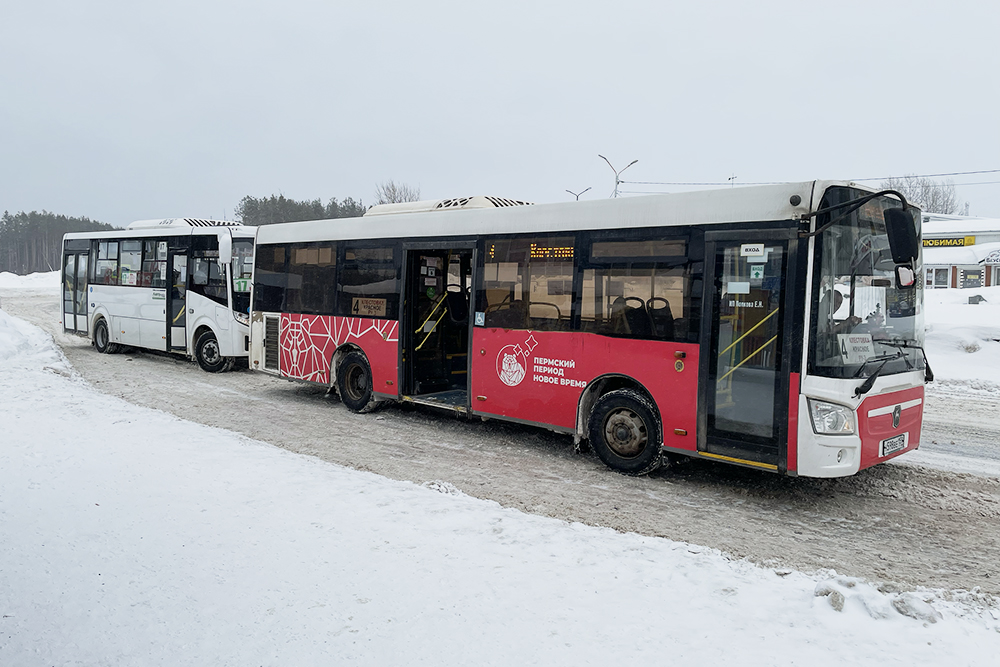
[62,246,89,334]
[699,230,797,472]
[402,244,475,410]
[168,253,188,350]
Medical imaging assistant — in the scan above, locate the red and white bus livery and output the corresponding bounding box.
[248,184,928,477]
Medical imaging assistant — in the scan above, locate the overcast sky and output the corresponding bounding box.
[2,0,998,226]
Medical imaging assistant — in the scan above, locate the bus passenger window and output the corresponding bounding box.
[286,242,337,315]
[338,246,398,319]
[480,236,574,331]
[581,239,690,341]
[253,244,288,312]
[119,241,142,286]
[95,241,119,285]
[141,240,168,288]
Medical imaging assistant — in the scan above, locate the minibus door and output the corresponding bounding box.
[699,230,797,472]
[168,253,188,350]
[62,250,89,334]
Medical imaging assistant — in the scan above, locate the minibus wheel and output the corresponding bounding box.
[93,318,119,354]
[337,351,382,413]
[195,331,227,373]
[588,389,662,476]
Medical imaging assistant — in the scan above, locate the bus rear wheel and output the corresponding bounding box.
[93,318,120,354]
[195,330,228,373]
[588,389,662,476]
[337,351,382,413]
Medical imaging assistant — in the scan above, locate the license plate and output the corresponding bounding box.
[880,433,908,457]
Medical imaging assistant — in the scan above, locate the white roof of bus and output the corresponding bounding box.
[64,219,255,242]
[254,181,873,245]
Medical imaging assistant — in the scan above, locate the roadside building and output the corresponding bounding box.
[922,214,1000,288]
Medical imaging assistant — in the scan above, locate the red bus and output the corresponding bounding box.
[248,184,927,477]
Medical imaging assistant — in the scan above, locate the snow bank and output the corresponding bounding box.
[0,307,69,372]
[925,286,1000,386]
[1,311,999,665]
[0,270,60,290]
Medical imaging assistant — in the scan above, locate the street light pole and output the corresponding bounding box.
[565,187,592,201]
[598,155,638,197]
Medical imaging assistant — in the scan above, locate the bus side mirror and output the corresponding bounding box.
[884,208,918,264]
[218,233,233,269]
[895,264,916,289]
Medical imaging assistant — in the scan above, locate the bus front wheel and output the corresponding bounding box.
[337,351,382,413]
[93,318,119,354]
[588,389,662,476]
[195,331,228,373]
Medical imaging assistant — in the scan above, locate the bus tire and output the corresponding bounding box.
[337,351,382,413]
[588,389,662,476]
[93,318,119,354]
[195,330,227,373]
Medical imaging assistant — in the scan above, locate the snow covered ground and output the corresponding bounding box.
[924,285,1000,386]
[2,273,1000,664]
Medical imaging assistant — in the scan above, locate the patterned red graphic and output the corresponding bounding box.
[279,314,399,385]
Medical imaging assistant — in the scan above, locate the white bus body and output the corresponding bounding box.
[62,218,255,372]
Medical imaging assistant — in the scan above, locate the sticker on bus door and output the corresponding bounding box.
[352,298,387,317]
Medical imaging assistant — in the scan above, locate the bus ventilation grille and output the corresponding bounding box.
[434,196,533,210]
[263,316,280,371]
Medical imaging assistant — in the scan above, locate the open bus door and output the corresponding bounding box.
[401,243,475,411]
[699,229,799,473]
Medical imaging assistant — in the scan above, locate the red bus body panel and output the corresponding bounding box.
[278,314,399,392]
[786,372,800,474]
[856,385,924,471]
[470,328,699,450]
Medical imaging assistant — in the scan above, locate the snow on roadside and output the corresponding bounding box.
[2,312,999,664]
[924,285,1000,389]
[0,270,60,290]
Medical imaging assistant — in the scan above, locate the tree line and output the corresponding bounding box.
[0,181,421,276]
[0,211,115,275]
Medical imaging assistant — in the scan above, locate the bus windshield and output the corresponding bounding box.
[231,239,254,319]
[809,186,924,379]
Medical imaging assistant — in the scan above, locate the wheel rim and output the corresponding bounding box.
[202,339,221,365]
[96,324,107,348]
[344,363,368,402]
[603,408,648,458]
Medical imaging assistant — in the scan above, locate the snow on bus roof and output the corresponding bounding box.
[255,180,869,246]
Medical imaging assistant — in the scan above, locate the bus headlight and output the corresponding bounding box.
[234,311,249,325]
[808,399,855,435]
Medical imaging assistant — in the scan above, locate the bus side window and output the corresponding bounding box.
[94,240,119,285]
[189,257,227,304]
[337,245,398,319]
[141,240,168,288]
[253,244,288,313]
[581,239,690,341]
[285,242,337,315]
[480,236,574,331]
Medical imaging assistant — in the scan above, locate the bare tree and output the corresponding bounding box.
[374,180,421,205]
[879,174,963,214]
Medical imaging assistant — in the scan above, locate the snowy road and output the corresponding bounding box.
[3,288,999,596]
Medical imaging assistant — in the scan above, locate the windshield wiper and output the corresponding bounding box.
[871,338,934,382]
[853,353,900,397]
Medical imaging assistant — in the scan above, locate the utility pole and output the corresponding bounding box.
[565,187,591,201]
[598,155,638,198]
